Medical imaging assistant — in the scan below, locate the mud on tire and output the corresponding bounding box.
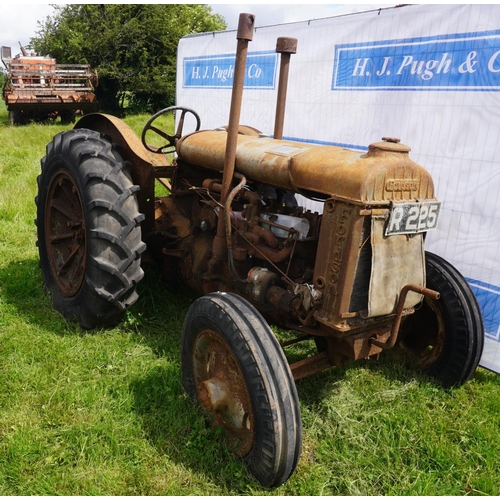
[35,128,145,329]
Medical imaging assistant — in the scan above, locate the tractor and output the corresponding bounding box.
[35,14,484,487]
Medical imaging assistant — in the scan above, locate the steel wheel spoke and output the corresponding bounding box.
[60,180,78,207]
[50,198,79,222]
[45,170,86,296]
[57,242,82,275]
[50,231,76,243]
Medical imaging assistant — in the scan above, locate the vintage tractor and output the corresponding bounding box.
[35,14,483,487]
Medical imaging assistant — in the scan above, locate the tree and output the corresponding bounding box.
[30,4,226,113]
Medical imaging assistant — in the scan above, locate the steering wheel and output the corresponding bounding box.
[141,106,201,154]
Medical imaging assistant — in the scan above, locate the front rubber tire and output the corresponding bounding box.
[400,252,484,387]
[181,292,302,488]
[35,128,145,329]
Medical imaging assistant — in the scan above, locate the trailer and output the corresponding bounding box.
[1,43,98,124]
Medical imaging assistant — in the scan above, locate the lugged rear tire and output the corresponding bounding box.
[35,128,145,329]
[399,252,484,387]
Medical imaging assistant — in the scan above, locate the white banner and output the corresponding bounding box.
[177,4,500,374]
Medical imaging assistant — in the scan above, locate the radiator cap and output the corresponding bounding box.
[368,137,411,154]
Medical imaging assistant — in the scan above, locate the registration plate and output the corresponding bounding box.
[385,201,441,236]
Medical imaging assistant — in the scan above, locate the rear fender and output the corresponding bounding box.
[75,113,164,234]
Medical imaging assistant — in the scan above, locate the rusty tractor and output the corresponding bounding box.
[35,14,484,487]
[2,43,97,124]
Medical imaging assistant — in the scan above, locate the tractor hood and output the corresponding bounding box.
[176,129,436,205]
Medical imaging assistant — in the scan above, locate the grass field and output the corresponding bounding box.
[1,106,499,495]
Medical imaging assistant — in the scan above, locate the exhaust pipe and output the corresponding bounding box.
[273,37,297,140]
[212,13,255,262]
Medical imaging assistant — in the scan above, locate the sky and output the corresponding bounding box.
[208,3,392,30]
[0,3,393,59]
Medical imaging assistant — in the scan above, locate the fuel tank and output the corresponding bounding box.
[176,130,436,205]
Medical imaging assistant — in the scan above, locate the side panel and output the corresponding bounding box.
[368,216,425,317]
[313,200,364,331]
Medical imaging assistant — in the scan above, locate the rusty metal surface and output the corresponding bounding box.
[193,328,255,457]
[45,170,86,297]
[176,132,436,205]
[273,37,297,141]
[290,351,332,380]
[2,53,98,112]
[224,172,247,251]
[75,113,170,235]
[330,324,391,359]
[4,97,97,112]
[213,13,255,262]
[288,322,396,380]
[399,293,446,369]
[236,13,255,41]
[371,284,440,350]
[248,267,279,304]
[370,137,410,153]
[76,113,168,168]
[159,123,441,373]
[313,200,365,331]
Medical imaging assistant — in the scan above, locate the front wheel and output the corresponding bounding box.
[399,252,484,387]
[35,128,146,328]
[181,292,302,487]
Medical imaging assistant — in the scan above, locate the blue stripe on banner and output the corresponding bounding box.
[467,278,500,343]
[281,136,368,152]
[183,51,278,89]
[332,29,500,91]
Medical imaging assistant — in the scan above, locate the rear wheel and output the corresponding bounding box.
[399,252,484,387]
[181,292,302,487]
[35,128,145,328]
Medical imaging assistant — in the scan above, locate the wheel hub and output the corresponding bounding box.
[400,296,446,369]
[193,329,255,457]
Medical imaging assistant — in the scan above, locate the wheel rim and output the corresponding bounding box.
[45,170,87,297]
[193,329,255,457]
[400,296,446,369]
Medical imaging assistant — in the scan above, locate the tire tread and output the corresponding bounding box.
[36,128,144,328]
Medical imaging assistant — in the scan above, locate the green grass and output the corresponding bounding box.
[1,106,500,495]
